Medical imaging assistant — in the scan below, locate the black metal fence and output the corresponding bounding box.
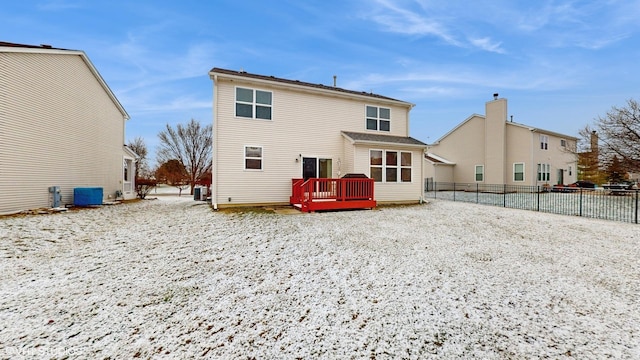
[424,181,640,224]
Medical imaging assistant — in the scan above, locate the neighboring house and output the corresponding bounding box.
[0,42,133,214]
[208,68,427,210]
[425,94,578,187]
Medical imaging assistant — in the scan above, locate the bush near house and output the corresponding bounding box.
[135,178,157,199]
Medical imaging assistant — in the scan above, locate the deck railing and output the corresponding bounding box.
[290,178,375,211]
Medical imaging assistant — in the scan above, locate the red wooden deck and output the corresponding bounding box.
[290,178,376,212]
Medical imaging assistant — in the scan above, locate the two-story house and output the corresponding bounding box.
[0,42,133,215]
[425,94,578,187]
[209,68,427,211]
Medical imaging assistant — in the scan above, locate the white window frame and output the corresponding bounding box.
[560,139,567,148]
[365,105,391,132]
[400,151,412,183]
[369,149,412,182]
[386,150,398,182]
[235,87,273,120]
[513,163,525,182]
[369,149,383,182]
[244,145,263,171]
[537,163,550,182]
[540,134,549,150]
[475,165,484,182]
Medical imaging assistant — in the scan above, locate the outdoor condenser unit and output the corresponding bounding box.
[48,186,61,208]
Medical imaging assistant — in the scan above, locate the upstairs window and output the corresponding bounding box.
[366,106,390,132]
[560,139,567,148]
[540,135,549,150]
[236,87,272,120]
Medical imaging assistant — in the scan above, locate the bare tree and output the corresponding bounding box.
[157,119,212,194]
[589,99,640,173]
[127,136,149,179]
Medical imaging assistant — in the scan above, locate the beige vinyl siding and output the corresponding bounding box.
[532,132,577,185]
[353,146,423,202]
[341,137,355,176]
[213,77,413,205]
[0,52,126,214]
[431,116,485,183]
[505,125,532,185]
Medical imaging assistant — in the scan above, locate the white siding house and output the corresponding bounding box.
[425,95,578,187]
[209,68,427,209]
[0,42,133,214]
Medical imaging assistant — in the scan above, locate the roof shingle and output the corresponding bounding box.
[210,67,411,104]
[342,131,427,147]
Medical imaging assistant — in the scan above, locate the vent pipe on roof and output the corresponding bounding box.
[333,75,337,87]
[510,115,513,122]
[493,93,499,100]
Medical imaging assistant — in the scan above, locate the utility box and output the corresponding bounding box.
[48,186,61,208]
[73,187,103,206]
[194,187,208,201]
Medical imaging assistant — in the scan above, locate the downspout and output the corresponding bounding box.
[531,129,536,187]
[212,74,219,210]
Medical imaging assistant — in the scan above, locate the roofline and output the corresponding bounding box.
[431,113,482,145]
[0,42,130,120]
[424,152,455,165]
[431,113,578,145]
[341,132,428,149]
[516,123,578,140]
[209,68,415,108]
[123,145,139,159]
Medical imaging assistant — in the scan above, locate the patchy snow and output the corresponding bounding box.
[0,197,639,359]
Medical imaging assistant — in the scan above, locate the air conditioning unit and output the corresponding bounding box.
[194,187,208,201]
[48,186,61,208]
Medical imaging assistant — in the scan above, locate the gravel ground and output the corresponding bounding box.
[0,196,639,359]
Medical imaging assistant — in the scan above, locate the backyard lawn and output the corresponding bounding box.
[0,196,638,359]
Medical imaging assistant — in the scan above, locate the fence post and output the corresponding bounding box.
[453,182,456,201]
[579,188,583,217]
[635,190,638,224]
[503,184,507,207]
[537,186,540,211]
[476,183,479,203]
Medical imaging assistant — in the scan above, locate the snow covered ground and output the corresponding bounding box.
[0,197,638,359]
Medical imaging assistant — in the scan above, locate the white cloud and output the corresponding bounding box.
[365,0,462,46]
[468,37,506,54]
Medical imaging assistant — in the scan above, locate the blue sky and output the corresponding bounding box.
[3,0,640,165]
